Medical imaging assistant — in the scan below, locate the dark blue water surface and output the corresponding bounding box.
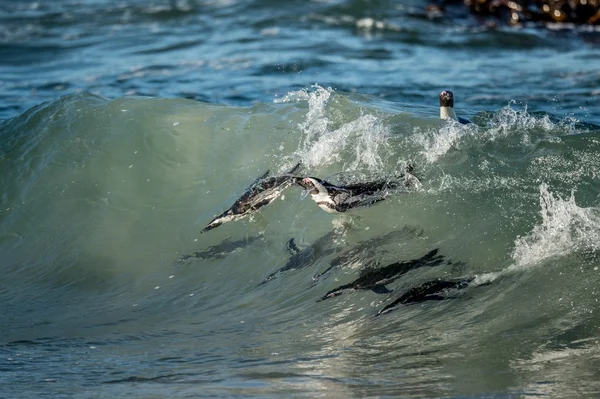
[1,0,599,122]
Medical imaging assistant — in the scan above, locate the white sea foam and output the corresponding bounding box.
[280,85,391,171]
[273,87,313,103]
[471,183,600,285]
[511,183,600,267]
[411,104,577,164]
[489,104,555,135]
[411,122,471,164]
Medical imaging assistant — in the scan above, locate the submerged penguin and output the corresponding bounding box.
[297,170,418,214]
[439,90,472,125]
[376,277,476,315]
[201,162,303,233]
[318,249,445,300]
[176,236,262,262]
[312,227,424,281]
[258,230,344,285]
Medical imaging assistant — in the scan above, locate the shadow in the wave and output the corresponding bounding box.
[176,236,263,263]
[376,277,491,316]
[312,227,425,281]
[317,249,446,301]
[311,240,492,314]
[258,231,344,285]
[259,225,425,286]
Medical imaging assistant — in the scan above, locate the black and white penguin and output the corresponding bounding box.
[201,162,303,233]
[297,171,418,214]
[439,90,472,125]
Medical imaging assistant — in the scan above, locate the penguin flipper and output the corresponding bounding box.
[249,170,271,188]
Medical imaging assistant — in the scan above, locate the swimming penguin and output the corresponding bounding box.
[317,249,445,301]
[176,236,262,262]
[312,227,424,281]
[201,162,303,233]
[376,277,476,315]
[259,230,344,285]
[439,90,472,124]
[297,171,418,214]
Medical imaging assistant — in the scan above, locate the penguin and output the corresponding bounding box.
[439,90,472,125]
[317,249,445,301]
[297,170,418,214]
[376,277,476,315]
[176,236,262,262]
[311,227,424,281]
[201,162,303,233]
[258,230,343,285]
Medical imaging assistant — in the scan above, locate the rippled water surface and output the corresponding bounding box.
[2,1,600,398]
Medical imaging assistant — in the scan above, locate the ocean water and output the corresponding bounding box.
[2,1,600,398]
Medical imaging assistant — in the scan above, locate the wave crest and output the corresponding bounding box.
[512,183,600,267]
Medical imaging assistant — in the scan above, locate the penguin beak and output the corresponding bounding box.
[201,220,222,233]
[201,210,232,233]
[302,178,314,188]
[439,91,454,107]
[317,290,342,302]
[296,178,311,189]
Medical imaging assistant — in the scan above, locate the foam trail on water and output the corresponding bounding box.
[512,183,600,266]
[473,183,600,285]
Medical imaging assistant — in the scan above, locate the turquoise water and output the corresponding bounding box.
[2,1,600,398]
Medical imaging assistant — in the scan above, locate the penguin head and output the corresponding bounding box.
[297,177,321,194]
[317,289,345,302]
[439,91,454,108]
[201,218,224,233]
[201,210,236,233]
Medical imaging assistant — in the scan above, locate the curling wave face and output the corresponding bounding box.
[2,87,600,397]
